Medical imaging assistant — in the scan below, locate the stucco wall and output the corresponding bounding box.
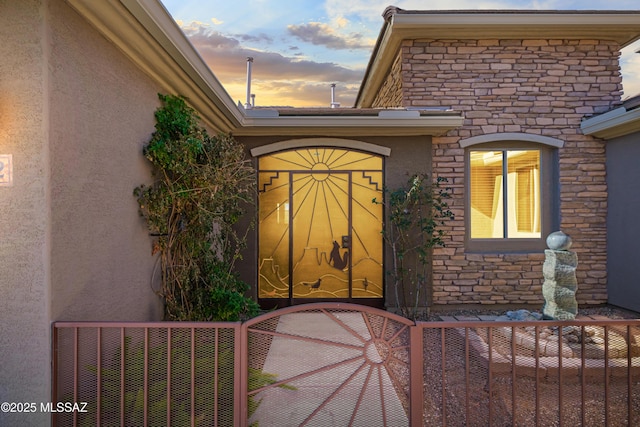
[1,1,164,423]
[0,1,50,424]
[237,135,432,310]
[606,131,640,312]
[48,0,163,322]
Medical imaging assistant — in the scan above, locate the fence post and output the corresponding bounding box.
[51,323,58,427]
[410,324,424,426]
[238,323,247,427]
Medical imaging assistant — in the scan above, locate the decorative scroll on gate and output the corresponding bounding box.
[243,303,415,426]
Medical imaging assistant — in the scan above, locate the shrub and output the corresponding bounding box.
[134,94,259,321]
[374,174,454,319]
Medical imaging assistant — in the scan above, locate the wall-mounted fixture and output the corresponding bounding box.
[0,154,12,186]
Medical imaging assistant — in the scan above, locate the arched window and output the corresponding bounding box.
[462,134,561,252]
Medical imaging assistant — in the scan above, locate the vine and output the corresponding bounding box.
[374,174,454,319]
[134,94,259,321]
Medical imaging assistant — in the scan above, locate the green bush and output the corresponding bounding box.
[79,335,292,426]
[374,174,454,319]
[134,94,259,321]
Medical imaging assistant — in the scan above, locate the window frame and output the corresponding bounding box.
[464,140,559,253]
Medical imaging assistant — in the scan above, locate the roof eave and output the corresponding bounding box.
[233,115,465,137]
[581,107,640,139]
[67,0,244,133]
[356,10,640,108]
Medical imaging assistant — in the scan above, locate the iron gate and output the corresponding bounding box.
[242,303,419,426]
[52,304,640,426]
[51,303,421,426]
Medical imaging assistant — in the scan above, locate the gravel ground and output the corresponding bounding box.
[419,305,640,426]
[423,304,640,321]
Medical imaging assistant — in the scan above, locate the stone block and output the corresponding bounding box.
[542,249,578,320]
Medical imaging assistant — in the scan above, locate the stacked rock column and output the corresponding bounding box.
[542,231,578,320]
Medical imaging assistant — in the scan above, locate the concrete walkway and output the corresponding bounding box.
[249,311,409,427]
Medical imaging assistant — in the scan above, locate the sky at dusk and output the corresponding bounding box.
[161,0,640,108]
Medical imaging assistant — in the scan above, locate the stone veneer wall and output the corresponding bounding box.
[374,38,621,307]
[372,52,404,107]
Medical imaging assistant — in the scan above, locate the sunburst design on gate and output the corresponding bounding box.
[246,305,412,426]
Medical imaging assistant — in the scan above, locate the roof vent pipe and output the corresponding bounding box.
[251,94,255,108]
[330,84,340,108]
[245,57,253,109]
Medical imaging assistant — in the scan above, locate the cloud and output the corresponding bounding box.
[321,0,574,23]
[247,80,360,108]
[621,44,640,98]
[335,17,349,28]
[234,33,274,44]
[328,0,640,26]
[287,22,373,50]
[180,21,364,106]
[175,4,640,107]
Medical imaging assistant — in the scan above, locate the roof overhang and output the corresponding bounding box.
[233,108,464,136]
[581,97,640,138]
[67,0,463,137]
[357,9,640,108]
[66,0,244,133]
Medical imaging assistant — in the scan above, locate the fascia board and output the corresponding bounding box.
[581,107,640,139]
[391,12,640,46]
[122,0,243,121]
[356,21,401,108]
[234,115,465,137]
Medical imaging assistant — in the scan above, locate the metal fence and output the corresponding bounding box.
[52,322,241,427]
[416,318,640,427]
[52,304,640,426]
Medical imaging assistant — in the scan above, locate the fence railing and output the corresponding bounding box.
[416,318,640,427]
[52,306,640,426]
[52,322,241,427]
